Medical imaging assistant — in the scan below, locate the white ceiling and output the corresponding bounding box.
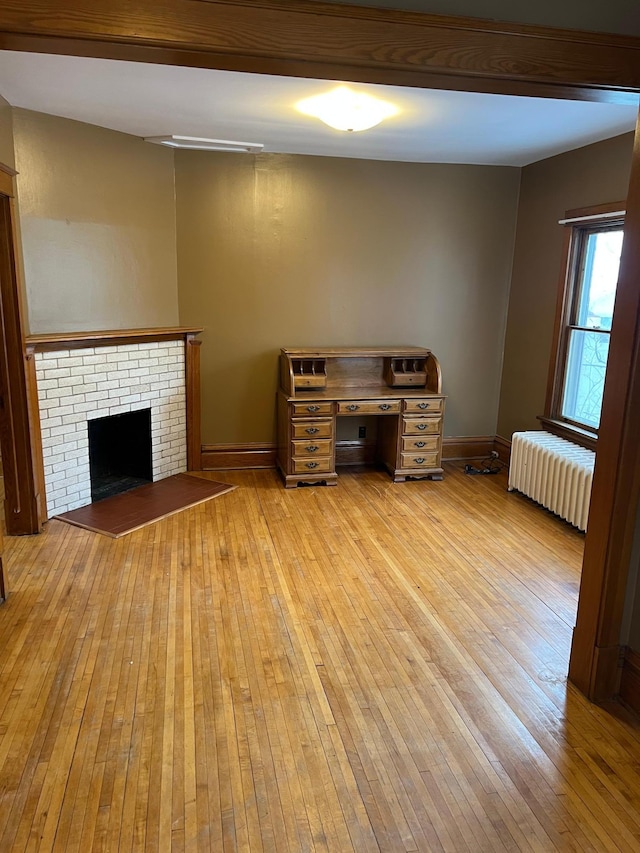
[0,51,637,167]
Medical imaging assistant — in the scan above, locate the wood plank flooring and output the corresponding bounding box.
[2,463,640,851]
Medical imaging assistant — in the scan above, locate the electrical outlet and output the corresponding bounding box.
[358,426,367,438]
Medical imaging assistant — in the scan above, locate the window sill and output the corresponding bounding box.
[537,416,597,452]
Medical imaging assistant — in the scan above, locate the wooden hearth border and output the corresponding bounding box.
[25,327,204,520]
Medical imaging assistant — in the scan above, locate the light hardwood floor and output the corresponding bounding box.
[1,463,640,852]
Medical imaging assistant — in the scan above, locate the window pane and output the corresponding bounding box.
[561,329,610,429]
[576,229,623,331]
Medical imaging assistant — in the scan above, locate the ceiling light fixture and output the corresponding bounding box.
[144,135,264,153]
[296,86,398,132]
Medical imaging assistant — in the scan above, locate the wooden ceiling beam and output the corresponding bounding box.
[0,0,638,103]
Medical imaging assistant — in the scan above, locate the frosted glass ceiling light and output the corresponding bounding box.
[296,86,398,132]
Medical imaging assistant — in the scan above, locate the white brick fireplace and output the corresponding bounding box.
[26,328,202,519]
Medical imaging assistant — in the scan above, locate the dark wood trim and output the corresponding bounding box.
[24,346,47,522]
[563,200,627,221]
[544,225,575,420]
[537,417,597,452]
[25,326,203,351]
[202,436,496,470]
[619,646,640,714]
[590,643,623,702]
[185,334,202,472]
[201,443,277,471]
[2,32,637,106]
[569,117,640,701]
[442,436,494,461]
[0,556,6,602]
[0,190,42,534]
[0,1,639,102]
[543,201,625,434]
[0,169,14,197]
[493,435,512,464]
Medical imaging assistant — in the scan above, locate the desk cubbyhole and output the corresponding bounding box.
[384,357,427,387]
[292,358,327,389]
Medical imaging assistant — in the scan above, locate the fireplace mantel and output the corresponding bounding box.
[24,327,203,522]
[25,326,203,352]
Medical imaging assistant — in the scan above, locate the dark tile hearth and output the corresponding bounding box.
[54,473,236,538]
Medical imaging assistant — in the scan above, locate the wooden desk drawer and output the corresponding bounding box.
[337,400,400,415]
[402,416,441,435]
[291,401,333,416]
[292,456,333,474]
[291,419,333,439]
[401,452,439,469]
[404,398,443,414]
[402,436,439,453]
[291,439,333,458]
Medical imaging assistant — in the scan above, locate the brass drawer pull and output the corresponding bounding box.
[346,404,360,411]
[305,461,319,469]
[306,445,319,452]
[417,402,429,409]
[306,405,320,412]
[416,424,427,431]
[378,403,391,411]
[415,457,425,464]
[415,441,426,448]
[305,427,320,434]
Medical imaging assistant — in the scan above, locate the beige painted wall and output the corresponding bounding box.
[13,109,179,334]
[176,152,520,444]
[0,94,15,169]
[496,132,634,441]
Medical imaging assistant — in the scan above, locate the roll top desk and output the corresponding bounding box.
[277,346,445,488]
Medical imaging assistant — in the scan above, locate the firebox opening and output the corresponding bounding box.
[88,409,153,502]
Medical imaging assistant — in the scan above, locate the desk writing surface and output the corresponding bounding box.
[282,387,442,401]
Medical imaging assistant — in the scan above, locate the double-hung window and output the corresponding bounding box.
[544,203,624,444]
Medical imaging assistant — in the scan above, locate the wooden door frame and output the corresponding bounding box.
[0,0,639,700]
[0,165,43,536]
